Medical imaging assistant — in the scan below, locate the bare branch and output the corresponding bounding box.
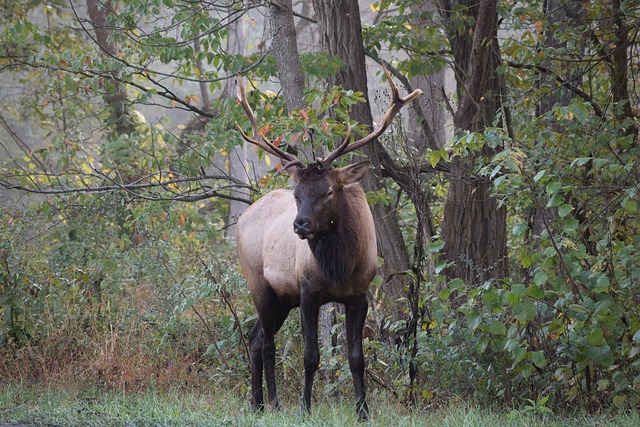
[0,171,256,205]
[506,60,604,118]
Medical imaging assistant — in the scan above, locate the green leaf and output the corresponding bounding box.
[475,334,489,354]
[533,169,546,183]
[595,275,610,292]
[427,241,444,253]
[531,350,546,368]
[510,283,526,298]
[513,347,527,363]
[569,304,591,315]
[512,222,527,236]
[613,395,627,408]
[515,300,535,322]
[545,181,561,195]
[587,327,606,346]
[547,193,563,208]
[558,203,572,217]
[428,149,444,168]
[486,320,506,335]
[622,199,637,213]
[449,278,464,292]
[570,157,593,167]
[533,272,548,286]
[527,283,545,299]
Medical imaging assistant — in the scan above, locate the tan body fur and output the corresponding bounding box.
[236,186,377,305]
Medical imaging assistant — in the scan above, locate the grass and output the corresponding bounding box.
[1,384,638,427]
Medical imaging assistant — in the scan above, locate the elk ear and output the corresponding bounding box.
[335,160,371,185]
[290,167,299,183]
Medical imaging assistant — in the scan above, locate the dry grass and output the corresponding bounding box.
[0,289,233,395]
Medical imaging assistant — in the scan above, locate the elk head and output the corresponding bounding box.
[290,160,371,240]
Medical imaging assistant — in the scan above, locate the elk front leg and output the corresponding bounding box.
[346,295,369,420]
[300,291,320,415]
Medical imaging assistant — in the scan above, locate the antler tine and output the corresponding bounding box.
[320,122,352,167]
[322,65,423,166]
[235,74,300,166]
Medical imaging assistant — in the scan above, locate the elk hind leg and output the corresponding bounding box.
[255,291,290,410]
[345,296,369,420]
[248,321,265,410]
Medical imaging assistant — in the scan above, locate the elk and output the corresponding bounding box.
[235,68,422,419]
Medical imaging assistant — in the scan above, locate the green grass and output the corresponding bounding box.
[1,384,638,427]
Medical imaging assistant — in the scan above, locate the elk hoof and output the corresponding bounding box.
[357,401,369,421]
[299,397,311,417]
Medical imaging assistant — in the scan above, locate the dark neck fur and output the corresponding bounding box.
[307,189,360,288]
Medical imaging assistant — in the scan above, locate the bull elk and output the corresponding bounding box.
[235,68,422,419]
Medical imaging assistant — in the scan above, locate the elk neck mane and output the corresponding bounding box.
[306,184,366,288]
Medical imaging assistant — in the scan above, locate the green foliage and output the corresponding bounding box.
[365,1,448,77]
[0,211,38,346]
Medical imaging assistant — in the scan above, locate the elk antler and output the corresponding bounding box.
[321,66,423,167]
[235,75,303,169]
[236,67,422,171]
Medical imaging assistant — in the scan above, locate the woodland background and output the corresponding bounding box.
[0,0,638,415]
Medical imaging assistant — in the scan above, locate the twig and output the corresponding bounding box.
[162,262,231,371]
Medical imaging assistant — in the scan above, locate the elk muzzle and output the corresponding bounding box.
[293,216,314,240]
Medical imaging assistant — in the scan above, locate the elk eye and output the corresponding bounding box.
[326,188,334,198]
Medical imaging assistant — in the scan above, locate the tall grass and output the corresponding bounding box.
[1,384,638,427]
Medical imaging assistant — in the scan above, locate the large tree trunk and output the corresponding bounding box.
[312,0,412,323]
[439,0,508,282]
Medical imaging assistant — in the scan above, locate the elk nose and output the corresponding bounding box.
[293,218,312,236]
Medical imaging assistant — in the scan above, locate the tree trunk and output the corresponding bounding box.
[269,0,306,113]
[225,14,250,242]
[611,0,637,137]
[85,0,135,137]
[440,0,508,282]
[312,0,412,324]
[409,1,449,153]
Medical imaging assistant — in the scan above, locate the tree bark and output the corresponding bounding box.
[269,0,306,112]
[440,0,508,282]
[611,0,636,136]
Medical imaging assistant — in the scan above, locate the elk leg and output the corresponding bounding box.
[345,296,369,420]
[248,321,265,410]
[255,293,290,411]
[300,293,320,415]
